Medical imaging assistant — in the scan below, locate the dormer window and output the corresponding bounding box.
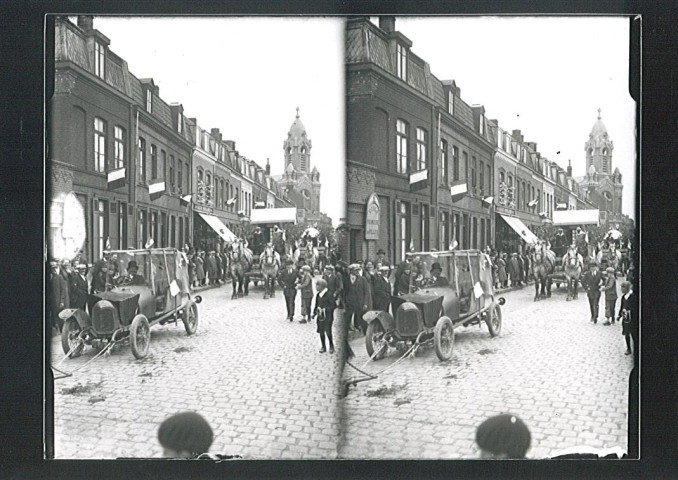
[94,41,105,79]
[177,112,183,134]
[396,43,407,81]
[448,91,454,115]
[479,114,485,135]
[145,89,152,113]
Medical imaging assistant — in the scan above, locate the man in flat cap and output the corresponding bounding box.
[581,260,603,324]
[322,264,343,308]
[345,263,371,333]
[372,265,392,313]
[278,259,298,322]
[69,264,89,312]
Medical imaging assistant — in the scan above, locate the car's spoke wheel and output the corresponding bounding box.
[487,304,502,337]
[130,315,151,359]
[434,316,455,361]
[183,303,199,335]
[365,321,387,360]
[61,318,84,358]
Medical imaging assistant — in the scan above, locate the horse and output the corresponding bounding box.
[303,241,318,273]
[597,244,622,273]
[228,240,252,299]
[259,243,281,300]
[563,244,583,301]
[531,242,555,301]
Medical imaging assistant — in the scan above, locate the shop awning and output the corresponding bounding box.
[250,207,297,225]
[499,214,540,245]
[552,209,600,226]
[198,213,237,242]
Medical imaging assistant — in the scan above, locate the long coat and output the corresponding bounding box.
[278,267,299,293]
[508,256,520,281]
[372,274,392,312]
[497,258,507,283]
[195,256,205,281]
[323,273,343,303]
[69,273,89,311]
[581,269,603,297]
[297,272,314,299]
[205,254,217,278]
[346,275,371,311]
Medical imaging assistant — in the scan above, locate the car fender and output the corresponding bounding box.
[362,310,395,331]
[58,308,91,329]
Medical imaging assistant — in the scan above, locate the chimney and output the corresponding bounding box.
[512,129,523,143]
[210,128,222,143]
[77,16,94,32]
[224,140,235,151]
[567,159,572,177]
[266,158,271,176]
[526,141,537,152]
[379,16,395,33]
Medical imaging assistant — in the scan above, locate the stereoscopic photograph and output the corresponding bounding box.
[46,15,637,461]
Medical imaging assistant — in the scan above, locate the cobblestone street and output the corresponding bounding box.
[339,278,634,459]
[51,282,346,459]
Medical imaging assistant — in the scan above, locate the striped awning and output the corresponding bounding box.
[499,214,539,244]
[198,213,237,242]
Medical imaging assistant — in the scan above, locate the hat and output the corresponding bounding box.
[431,262,442,272]
[377,249,386,255]
[76,264,87,270]
[349,263,360,272]
[127,260,139,270]
[324,264,334,271]
[606,267,615,273]
[302,265,312,272]
[378,265,390,272]
[158,412,213,457]
[476,414,531,459]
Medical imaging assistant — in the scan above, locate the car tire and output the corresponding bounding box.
[182,302,199,335]
[130,314,151,359]
[486,304,502,337]
[61,318,84,358]
[365,321,387,360]
[434,316,455,361]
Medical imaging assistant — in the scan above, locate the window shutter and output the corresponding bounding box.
[109,201,116,213]
[430,206,435,218]
[412,204,420,216]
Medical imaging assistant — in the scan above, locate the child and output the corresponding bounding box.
[618,281,637,355]
[475,413,531,459]
[296,265,314,323]
[312,278,336,353]
[602,267,618,326]
[158,412,213,459]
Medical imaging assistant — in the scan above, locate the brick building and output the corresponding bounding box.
[345,16,494,264]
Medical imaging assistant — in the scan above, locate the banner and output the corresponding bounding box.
[365,193,380,240]
[409,168,428,191]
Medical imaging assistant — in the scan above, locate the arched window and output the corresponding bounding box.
[300,146,307,172]
[197,169,203,182]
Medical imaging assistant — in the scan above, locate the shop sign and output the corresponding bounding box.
[365,193,380,240]
[194,203,213,215]
[495,205,515,216]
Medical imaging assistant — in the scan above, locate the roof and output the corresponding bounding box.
[590,115,608,137]
[288,110,307,138]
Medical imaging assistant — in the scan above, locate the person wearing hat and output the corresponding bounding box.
[581,260,603,323]
[205,251,217,286]
[278,259,299,322]
[49,260,69,334]
[158,411,214,458]
[508,252,521,288]
[497,252,508,289]
[296,264,314,323]
[195,251,206,287]
[372,264,392,313]
[601,266,618,326]
[69,263,89,312]
[312,278,336,353]
[322,264,343,308]
[618,281,638,357]
[475,413,531,459]
[429,262,449,287]
[122,260,146,286]
[345,263,371,333]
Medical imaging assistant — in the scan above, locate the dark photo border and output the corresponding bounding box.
[1,1,676,479]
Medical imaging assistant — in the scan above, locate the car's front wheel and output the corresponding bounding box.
[486,304,502,337]
[61,318,84,358]
[182,303,199,335]
[130,314,151,359]
[434,316,455,361]
[365,321,387,360]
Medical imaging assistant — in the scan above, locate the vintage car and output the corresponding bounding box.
[363,249,505,362]
[59,248,201,360]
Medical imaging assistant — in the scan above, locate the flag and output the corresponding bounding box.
[180,194,192,208]
[448,240,458,251]
[483,196,494,212]
[409,240,415,252]
[528,198,538,208]
[409,169,428,192]
[226,196,237,206]
[107,167,126,190]
[450,181,468,202]
[145,237,154,249]
[105,237,111,251]
[149,180,166,201]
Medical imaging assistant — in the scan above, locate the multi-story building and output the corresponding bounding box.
[345,16,494,264]
[49,16,191,262]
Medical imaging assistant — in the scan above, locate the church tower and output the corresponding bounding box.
[578,109,623,216]
[277,108,322,220]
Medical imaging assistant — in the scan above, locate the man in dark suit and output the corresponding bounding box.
[618,281,638,358]
[122,260,146,286]
[278,259,298,322]
[49,260,69,333]
[322,265,343,308]
[345,264,371,333]
[69,263,89,311]
[372,265,392,313]
[581,260,603,323]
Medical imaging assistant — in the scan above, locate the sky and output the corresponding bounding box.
[92,16,345,225]
[391,16,636,219]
